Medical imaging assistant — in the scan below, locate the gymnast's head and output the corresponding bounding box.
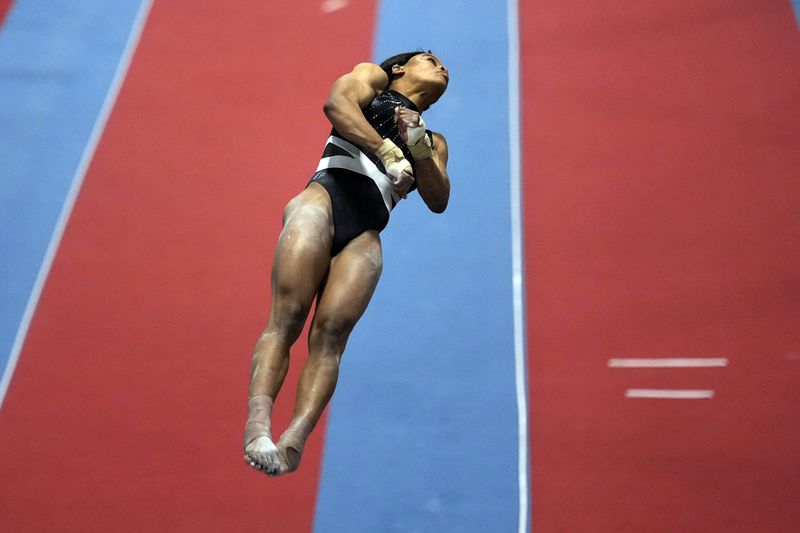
[380,50,449,109]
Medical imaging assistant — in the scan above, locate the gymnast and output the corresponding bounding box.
[243,50,450,476]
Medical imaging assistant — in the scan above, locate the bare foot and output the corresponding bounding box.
[243,395,280,476]
[244,435,281,476]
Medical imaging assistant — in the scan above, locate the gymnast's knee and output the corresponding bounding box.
[269,300,310,342]
[309,316,355,355]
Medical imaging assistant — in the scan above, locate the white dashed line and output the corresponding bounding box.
[625,389,715,399]
[320,0,349,13]
[608,358,729,368]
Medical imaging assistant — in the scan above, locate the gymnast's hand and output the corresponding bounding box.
[395,106,432,160]
[390,167,415,199]
[375,137,415,199]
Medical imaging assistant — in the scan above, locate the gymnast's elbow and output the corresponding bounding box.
[322,98,338,120]
[426,197,448,214]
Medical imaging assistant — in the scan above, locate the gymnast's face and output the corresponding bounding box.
[394,53,449,96]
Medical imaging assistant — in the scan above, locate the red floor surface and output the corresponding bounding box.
[0,1,376,531]
[523,1,800,531]
[0,0,14,27]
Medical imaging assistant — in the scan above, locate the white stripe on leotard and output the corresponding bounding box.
[315,135,399,213]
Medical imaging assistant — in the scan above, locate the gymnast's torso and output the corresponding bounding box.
[309,89,426,255]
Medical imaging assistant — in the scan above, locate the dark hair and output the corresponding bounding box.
[379,49,432,87]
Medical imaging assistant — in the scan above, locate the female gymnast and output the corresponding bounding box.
[243,50,450,476]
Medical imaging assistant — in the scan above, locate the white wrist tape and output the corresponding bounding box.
[376,138,413,177]
[406,116,427,145]
[406,117,432,160]
[408,133,432,160]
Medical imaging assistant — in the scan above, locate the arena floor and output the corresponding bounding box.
[1,1,798,531]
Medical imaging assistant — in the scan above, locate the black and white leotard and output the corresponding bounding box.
[309,89,430,255]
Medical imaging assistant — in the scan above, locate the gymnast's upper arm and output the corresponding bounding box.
[324,63,388,111]
[432,132,449,170]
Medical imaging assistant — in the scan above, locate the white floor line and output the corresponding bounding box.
[625,389,715,399]
[320,0,349,14]
[0,0,154,410]
[609,358,729,368]
[507,0,529,532]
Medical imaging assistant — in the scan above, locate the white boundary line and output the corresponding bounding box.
[0,0,154,409]
[507,0,530,532]
[609,358,729,368]
[626,389,715,399]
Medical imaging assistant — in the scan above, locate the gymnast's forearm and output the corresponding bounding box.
[415,158,450,213]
